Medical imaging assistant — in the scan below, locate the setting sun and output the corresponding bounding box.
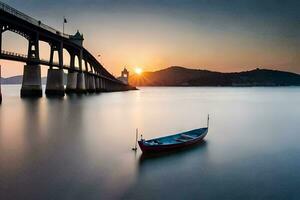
[134,67,143,75]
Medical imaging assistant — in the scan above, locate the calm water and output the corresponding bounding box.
[0,86,300,200]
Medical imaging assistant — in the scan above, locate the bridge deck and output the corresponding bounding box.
[0,50,120,83]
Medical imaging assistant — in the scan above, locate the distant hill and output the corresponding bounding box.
[1,75,23,84]
[129,66,300,86]
[1,74,67,85]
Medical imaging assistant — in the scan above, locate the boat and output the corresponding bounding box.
[138,115,210,153]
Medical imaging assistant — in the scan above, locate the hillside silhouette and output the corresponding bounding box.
[129,66,300,86]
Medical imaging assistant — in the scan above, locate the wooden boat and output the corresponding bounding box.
[138,115,209,154]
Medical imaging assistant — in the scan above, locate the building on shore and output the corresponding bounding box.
[117,68,129,84]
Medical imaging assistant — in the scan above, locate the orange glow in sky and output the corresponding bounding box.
[134,67,143,75]
[0,1,299,77]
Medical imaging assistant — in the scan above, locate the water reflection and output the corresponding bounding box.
[139,141,208,164]
[138,141,209,176]
[1,86,300,200]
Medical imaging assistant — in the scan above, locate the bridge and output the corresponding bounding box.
[0,1,135,102]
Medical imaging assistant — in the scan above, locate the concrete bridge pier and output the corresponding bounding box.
[99,78,103,92]
[102,79,108,92]
[65,71,78,94]
[45,68,65,96]
[87,74,96,93]
[76,72,86,93]
[84,73,89,92]
[109,82,113,92]
[106,81,112,92]
[21,65,43,97]
[115,83,121,91]
[114,83,119,91]
[95,77,100,93]
[99,78,105,92]
[112,82,117,91]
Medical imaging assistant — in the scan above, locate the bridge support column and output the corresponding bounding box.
[99,78,103,92]
[84,73,89,92]
[21,65,42,97]
[76,73,86,93]
[87,75,96,93]
[115,83,120,91]
[113,83,117,91]
[106,80,111,92]
[101,78,107,92]
[104,80,108,92]
[65,72,78,94]
[95,77,100,93]
[45,68,65,97]
[108,82,113,92]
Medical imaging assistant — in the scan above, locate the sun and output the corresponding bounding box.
[134,67,143,75]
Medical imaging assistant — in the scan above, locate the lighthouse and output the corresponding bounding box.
[117,68,129,84]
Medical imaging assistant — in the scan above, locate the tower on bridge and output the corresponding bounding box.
[70,30,84,46]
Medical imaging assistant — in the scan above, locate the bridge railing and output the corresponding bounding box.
[0,2,69,38]
[1,50,62,66]
[1,50,77,70]
[1,50,27,58]
[1,50,125,84]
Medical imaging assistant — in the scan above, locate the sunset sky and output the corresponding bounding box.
[1,0,299,77]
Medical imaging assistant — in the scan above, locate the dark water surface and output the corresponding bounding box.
[1,86,300,200]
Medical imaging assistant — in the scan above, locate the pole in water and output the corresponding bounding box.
[207,114,210,128]
[132,128,138,151]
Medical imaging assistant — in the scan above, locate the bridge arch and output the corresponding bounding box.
[2,24,31,41]
[74,55,81,70]
[63,48,70,68]
[86,61,92,72]
[91,64,95,73]
[39,41,51,62]
[82,59,88,72]
[1,30,28,55]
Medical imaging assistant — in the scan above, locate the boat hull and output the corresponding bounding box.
[138,128,208,154]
